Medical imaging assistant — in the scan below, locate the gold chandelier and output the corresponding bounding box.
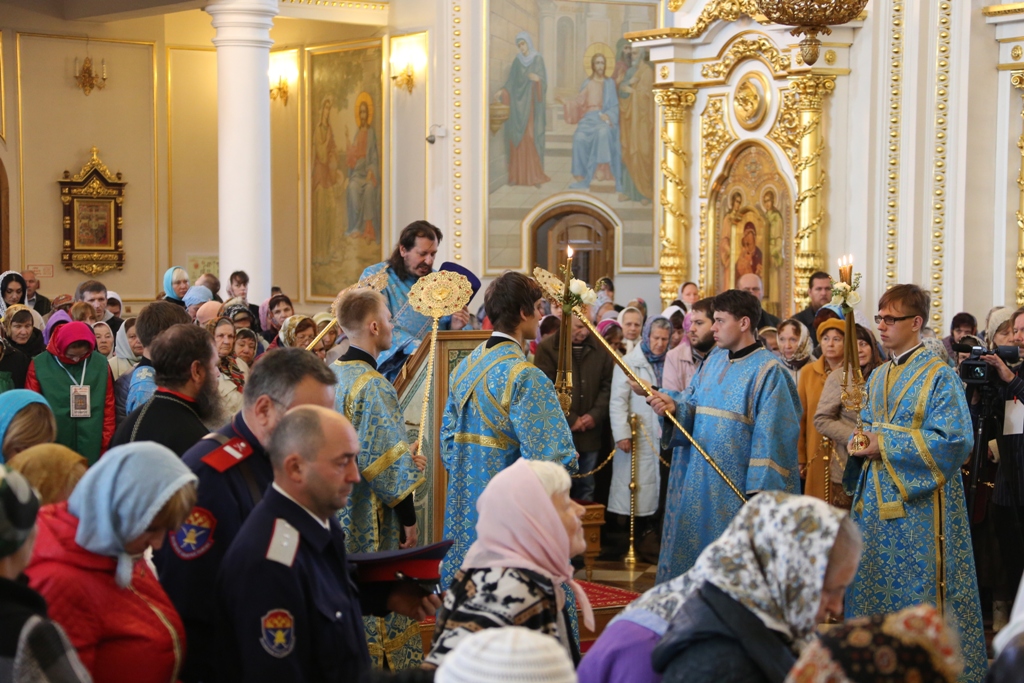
[754,0,868,65]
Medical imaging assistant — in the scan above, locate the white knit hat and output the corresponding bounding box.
[435,627,577,683]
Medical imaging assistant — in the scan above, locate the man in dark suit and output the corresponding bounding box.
[21,270,50,315]
[793,271,833,334]
[737,273,780,330]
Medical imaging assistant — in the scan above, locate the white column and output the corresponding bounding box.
[206,0,279,302]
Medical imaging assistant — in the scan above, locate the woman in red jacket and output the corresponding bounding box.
[25,441,198,683]
[25,321,115,465]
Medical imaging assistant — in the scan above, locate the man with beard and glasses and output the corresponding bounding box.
[110,324,223,455]
[359,220,470,381]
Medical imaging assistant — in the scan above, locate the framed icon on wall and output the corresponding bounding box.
[59,147,126,276]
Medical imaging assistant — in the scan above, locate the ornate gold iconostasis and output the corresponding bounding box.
[629,1,857,316]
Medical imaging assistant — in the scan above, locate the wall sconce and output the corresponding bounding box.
[390,37,426,94]
[269,54,298,106]
[74,55,106,96]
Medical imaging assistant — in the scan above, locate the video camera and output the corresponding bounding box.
[953,344,1020,386]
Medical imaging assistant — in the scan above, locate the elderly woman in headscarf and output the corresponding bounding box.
[276,314,316,350]
[183,286,214,321]
[92,320,115,358]
[597,318,625,355]
[3,304,45,358]
[785,604,962,683]
[425,459,593,668]
[109,318,142,380]
[578,492,862,683]
[0,390,55,463]
[0,271,28,318]
[43,309,72,346]
[608,317,671,535]
[25,321,115,465]
[618,306,644,354]
[206,316,248,414]
[25,442,197,683]
[8,443,87,504]
[162,266,189,307]
[777,318,812,381]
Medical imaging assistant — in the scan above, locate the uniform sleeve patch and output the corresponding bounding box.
[260,609,295,658]
[265,518,300,567]
[169,507,217,560]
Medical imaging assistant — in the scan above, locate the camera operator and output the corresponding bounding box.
[970,307,1024,631]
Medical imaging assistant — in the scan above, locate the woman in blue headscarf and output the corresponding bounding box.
[0,389,55,463]
[607,316,672,531]
[162,266,189,306]
[25,442,197,682]
[494,31,550,186]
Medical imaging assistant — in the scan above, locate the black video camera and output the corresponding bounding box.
[954,344,1020,386]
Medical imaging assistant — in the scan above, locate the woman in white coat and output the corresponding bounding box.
[608,317,672,530]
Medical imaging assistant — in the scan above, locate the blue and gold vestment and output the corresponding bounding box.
[658,346,801,583]
[333,359,426,671]
[846,346,986,682]
[439,338,578,588]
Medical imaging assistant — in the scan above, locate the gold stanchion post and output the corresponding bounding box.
[624,413,639,568]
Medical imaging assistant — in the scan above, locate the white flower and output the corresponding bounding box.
[569,279,586,296]
[834,282,851,293]
[846,291,861,307]
[830,294,844,307]
[581,288,598,306]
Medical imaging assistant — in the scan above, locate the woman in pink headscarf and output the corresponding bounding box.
[424,458,594,669]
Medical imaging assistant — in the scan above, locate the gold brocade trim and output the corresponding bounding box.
[882,351,937,422]
[365,617,423,656]
[877,431,910,503]
[872,463,906,519]
[453,432,509,449]
[502,361,531,412]
[363,442,409,483]
[750,458,791,478]
[343,365,380,420]
[454,347,520,411]
[934,489,946,613]
[696,405,753,426]
[387,476,425,509]
[911,364,947,489]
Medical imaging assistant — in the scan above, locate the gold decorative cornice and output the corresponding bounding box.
[67,146,121,184]
[701,35,791,81]
[789,73,836,110]
[699,95,738,197]
[629,0,767,42]
[983,2,1024,17]
[280,0,387,9]
[654,87,697,120]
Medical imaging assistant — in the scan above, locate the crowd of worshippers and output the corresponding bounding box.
[0,220,1023,683]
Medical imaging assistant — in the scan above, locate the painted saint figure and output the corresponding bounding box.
[719,191,744,288]
[312,97,340,263]
[496,32,550,187]
[560,51,621,192]
[761,189,784,303]
[617,44,655,204]
[344,94,380,242]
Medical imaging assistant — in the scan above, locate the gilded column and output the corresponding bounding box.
[790,74,835,312]
[1013,71,1024,307]
[654,87,696,310]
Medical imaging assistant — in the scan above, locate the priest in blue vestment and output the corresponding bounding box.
[332,287,426,671]
[360,221,469,382]
[439,271,578,588]
[845,284,986,683]
[644,289,801,583]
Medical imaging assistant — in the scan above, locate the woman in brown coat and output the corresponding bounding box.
[797,318,846,501]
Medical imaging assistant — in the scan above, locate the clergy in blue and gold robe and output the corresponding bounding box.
[439,334,578,588]
[333,346,426,671]
[360,261,454,382]
[846,345,986,683]
[658,345,801,583]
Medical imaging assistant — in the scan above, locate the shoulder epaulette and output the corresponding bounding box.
[266,518,300,567]
[200,434,255,473]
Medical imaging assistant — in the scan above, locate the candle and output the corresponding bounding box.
[838,254,853,285]
[102,59,107,80]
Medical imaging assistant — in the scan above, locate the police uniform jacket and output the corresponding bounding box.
[155,411,273,683]
[217,484,391,683]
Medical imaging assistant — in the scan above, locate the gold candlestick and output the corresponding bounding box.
[836,256,869,454]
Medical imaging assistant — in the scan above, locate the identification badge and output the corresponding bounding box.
[1004,399,1024,436]
[70,385,91,418]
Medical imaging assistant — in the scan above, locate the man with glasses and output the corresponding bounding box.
[845,284,986,683]
[156,348,337,683]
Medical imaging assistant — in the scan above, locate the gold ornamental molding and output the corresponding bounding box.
[700,35,792,82]
[884,1,905,289]
[1012,70,1024,307]
[983,2,1024,17]
[280,0,387,8]
[766,86,800,168]
[698,201,708,295]
[929,1,952,330]
[629,0,765,42]
[699,95,738,198]
[449,0,464,264]
[655,87,698,309]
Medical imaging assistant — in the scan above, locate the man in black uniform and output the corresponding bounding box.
[155,348,337,682]
[218,406,439,683]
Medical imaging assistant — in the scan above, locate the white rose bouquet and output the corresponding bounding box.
[830,273,862,310]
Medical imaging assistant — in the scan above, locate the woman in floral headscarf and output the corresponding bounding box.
[276,314,316,350]
[777,318,813,382]
[205,317,247,415]
[578,492,862,683]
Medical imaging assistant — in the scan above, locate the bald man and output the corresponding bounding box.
[737,273,780,330]
[218,406,439,683]
[21,270,50,315]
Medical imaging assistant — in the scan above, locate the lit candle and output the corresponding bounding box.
[839,254,853,285]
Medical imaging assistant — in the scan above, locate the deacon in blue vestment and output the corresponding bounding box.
[332,287,426,671]
[439,271,578,588]
[845,285,986,683]
[645,290,801,583]
[360,221,469,382]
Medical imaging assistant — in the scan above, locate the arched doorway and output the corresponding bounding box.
[530,205,615,284]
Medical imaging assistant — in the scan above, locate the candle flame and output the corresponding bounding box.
[567,246,573,258]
